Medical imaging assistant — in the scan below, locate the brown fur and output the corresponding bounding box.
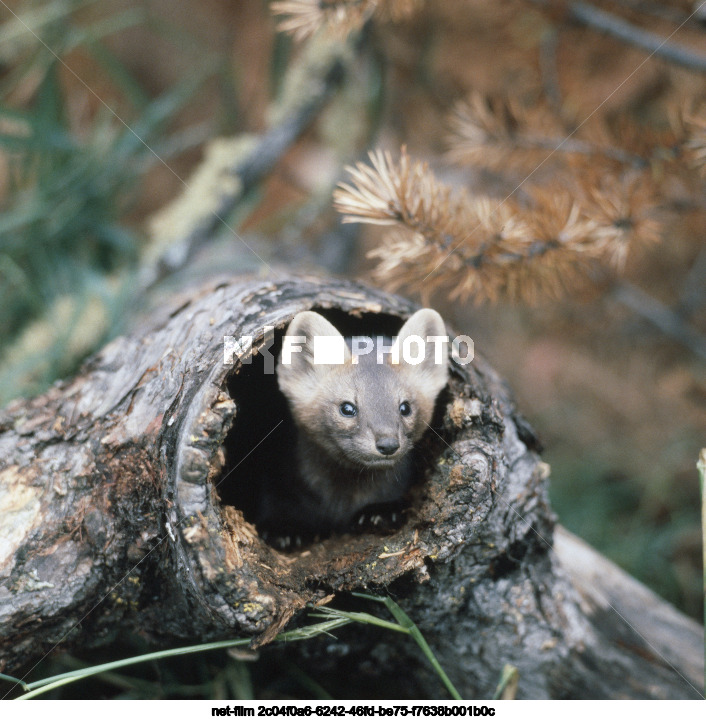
[270,309,448,533]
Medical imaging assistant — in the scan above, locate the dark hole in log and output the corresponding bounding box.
[217,308,440,549]
[488,540,526,579]
[218,323,291,525]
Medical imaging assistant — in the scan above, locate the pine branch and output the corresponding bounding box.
[685,111,706,174]
[270,0,421,40]
[446,93,647,170]
[271,0,377,41]
[334,148,660,303]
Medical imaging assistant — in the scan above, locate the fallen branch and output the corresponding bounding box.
[0,275,702,698]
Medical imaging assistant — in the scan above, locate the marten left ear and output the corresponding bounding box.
[277,311,352,407]
[393,308,449,399]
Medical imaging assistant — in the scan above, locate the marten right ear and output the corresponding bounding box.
[393,308,449,402]
[277,311,351,400]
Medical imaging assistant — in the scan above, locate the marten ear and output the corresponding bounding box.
[393,308,449,400]
[278,311,350,399]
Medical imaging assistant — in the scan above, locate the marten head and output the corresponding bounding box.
[277,309,449,469]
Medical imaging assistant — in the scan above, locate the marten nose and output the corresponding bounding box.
[376,437,399,456]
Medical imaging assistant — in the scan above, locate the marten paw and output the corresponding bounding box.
[352,504,406,533]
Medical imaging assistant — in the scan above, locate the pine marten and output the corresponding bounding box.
[254,309,448,540]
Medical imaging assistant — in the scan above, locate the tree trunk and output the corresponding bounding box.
[0,274,702,699]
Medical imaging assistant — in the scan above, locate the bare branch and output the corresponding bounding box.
[613,281,706,361]
[539,29,563,115]
[533,0,706,74]
[139,51,345,292]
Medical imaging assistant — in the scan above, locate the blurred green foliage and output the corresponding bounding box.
[549,450,703,619]
[0,0,213,403]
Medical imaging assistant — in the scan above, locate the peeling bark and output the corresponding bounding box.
[0,274,702,699]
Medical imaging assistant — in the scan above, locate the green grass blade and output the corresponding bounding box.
[68,8,147,50]
[492,664,519,700]
[20,639,246,697]
[0,0,101,58]
[284,662,333,700]
[0,673,29,692]
[278,616,351,641]
[352,593,463,701]
[16,618,350,699]
[224,660,254,700]
[84,40,150,110]
[15,596,459,700]
[310,606,410,635]
[698,448,706,694]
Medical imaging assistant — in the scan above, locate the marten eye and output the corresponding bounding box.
[339,402,358,417]
[399,401,412,416]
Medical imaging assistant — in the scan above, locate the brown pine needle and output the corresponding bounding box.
[685,111,706,175]
[577,173,662,270]
[447,93,568,172]
[271,0,420,40]
[334,147,662,303]
[271,0,377,40]
[447,92,649,170]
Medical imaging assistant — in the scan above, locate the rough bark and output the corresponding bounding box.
[0,274,702,699]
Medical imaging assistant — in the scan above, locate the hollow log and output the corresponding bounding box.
[0,274,702,699]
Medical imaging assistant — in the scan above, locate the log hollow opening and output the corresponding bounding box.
[218,307,446,550]
[168,282,490,639]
